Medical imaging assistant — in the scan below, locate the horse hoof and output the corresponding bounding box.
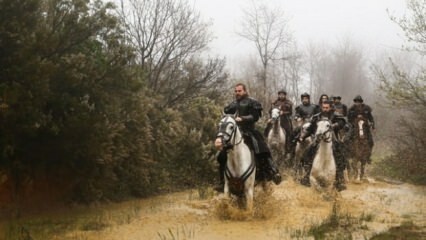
[300,178,311,187]
[335,183,347,192]
[213,184,224,193]
[272,173,282,185]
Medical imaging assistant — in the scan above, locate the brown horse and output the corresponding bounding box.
[348,116,373,182]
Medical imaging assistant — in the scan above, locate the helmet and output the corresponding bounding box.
[301,92,310,99]
[278,89,287,95]
[353,95,363,102]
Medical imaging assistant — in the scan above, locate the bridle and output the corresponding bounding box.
[216,115,255,195]
[216,116,243,149]
[316,120,332,143]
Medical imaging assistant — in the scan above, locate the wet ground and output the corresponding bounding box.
[50,177,426,240]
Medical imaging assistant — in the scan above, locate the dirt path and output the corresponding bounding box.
[58,178,425,240]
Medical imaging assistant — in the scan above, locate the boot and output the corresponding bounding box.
[265,156,282,185]
[300,146,314,187]
[300,165,311,187]
[214,150,227,192]
[214,170,225,193]
[335,170,347,192]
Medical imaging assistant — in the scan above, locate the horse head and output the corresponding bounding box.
[355,116,367,139]
[271,108,280,121]
[216,115,241,148]
[301,122,311,136]
[315,119,332,143]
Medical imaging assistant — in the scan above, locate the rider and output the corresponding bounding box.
[333,96,348,117]
[297,100,347,191]
[215,83,282,191]
[295,92,321,121]
[318,94,329,106]
[292,92,320,141]
[347,95,375,162]
[264,89,294,156]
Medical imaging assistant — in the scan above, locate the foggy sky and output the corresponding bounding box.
[193,0,407,68]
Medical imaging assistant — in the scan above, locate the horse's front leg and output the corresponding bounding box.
[224,179,230,198]
[355,160,361,182]
[245,175,256,212]
[360,161,366,180]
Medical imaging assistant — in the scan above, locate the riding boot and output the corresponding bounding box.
[300,145,315,187]
[214,150,227,192]
[335,170,347,192]
[258,153,282,185]
[267,156,282,185]
[300,164,311,187]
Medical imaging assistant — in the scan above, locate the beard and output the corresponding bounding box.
[321,111,332,118]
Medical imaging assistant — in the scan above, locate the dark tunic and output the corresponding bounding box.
[295,103,321,120]
[224,96,269,154]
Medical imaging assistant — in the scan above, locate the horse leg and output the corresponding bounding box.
[309,169,321,191]
[360,161,366,180]
[355,160,361,182]
[245,175,255,212]
[224,179,230,198]
[245,187,254,212]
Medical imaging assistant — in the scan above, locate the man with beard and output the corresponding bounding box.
[292,92,320,144]
[333,96,348,117]
[298,100,347,191]
[295,92,321,120]
[264,89,294,156]
[214,83,282,192]
[347,95,375,163]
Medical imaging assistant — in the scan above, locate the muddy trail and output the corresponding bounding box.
[9,177,423,240]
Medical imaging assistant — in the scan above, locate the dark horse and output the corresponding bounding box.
[348,116,373,182]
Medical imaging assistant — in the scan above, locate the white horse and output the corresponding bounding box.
[294,120,312,179]
[267,108,286,167]
[310,119,336,191]
[216,115,256,210]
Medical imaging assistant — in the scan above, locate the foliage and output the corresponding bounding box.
[0,0,228,204]
[389,0,426,55]
[373,0,426,184]
[118,0,227,108]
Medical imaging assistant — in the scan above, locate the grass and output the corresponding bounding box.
[370,221,425,240]
[156,224,197,240]
[306,201,375,240]
[0,203,142,240]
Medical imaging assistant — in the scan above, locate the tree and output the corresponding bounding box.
[0,0,157,203]
[118,0,227,107]
[303,38,370,103]
[237,0,292,103]
[373,0,426,183]
[389,0,426,55]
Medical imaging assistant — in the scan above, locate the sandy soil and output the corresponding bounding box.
[58,178,425,240]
